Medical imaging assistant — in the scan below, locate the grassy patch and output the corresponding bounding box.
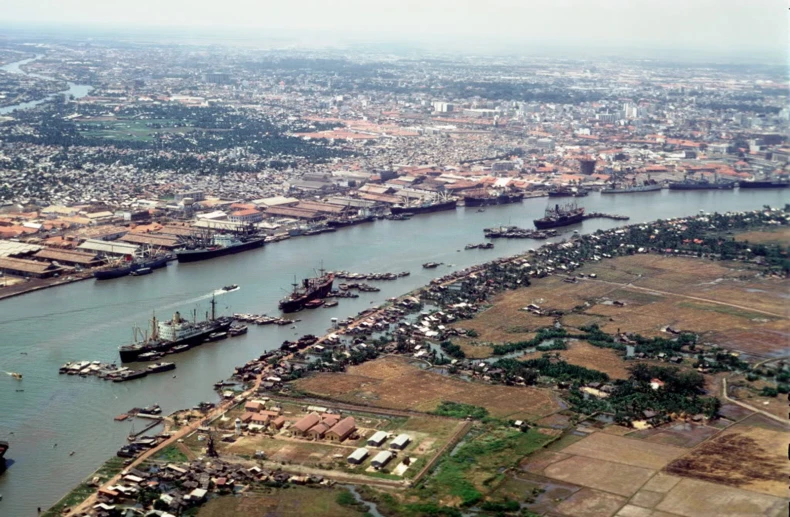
[154,444,189,463]
[42,483,95,517]
[426,427,555,507]
[431,401,489,420]
[198,487,367,517]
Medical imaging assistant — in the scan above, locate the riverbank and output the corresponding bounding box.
[0,272,92,301]
[1,189,787,516]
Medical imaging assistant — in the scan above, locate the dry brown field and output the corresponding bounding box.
[734,227,790,244]
[559,431,686,470]
[294,355,560,420]
[654,478,785,517]
[520,340,631,379]
[664,423,788,497]
[448,254,787,373]
[554,487,627,517]
[628,422,721,448]
[513,422,788,517]
[543,455,655,497]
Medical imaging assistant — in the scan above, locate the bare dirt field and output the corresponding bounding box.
[627,422,721,448]
[520,340,631,379]
[654,478,786,517]
[294,355,560,420]
[559,432,686,470]
[554,487,627,517]
[664,423,788,497]
[543,455,655,497]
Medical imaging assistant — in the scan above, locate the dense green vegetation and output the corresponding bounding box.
[569,364,720,424]
[431,401,488,420]
[439,340,466,359]
[491,328,569,355]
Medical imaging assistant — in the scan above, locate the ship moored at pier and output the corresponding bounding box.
[278,269,335,313]
[533,202,585,230]
[118,296,232,362]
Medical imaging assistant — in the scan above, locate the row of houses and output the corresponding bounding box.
[291,412,357,442]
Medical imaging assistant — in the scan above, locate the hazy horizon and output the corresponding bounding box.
[1,0,788,63]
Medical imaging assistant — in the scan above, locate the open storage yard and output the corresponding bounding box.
[293,355,560,420]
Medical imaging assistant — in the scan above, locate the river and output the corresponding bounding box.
[0,188,787,513]
[0,56,93,114]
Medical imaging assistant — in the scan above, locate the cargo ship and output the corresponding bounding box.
[390,198,457,215]
[534,202,585,229]
[738,180,789,189]
[118,296,232,362]
[601,182,662,194]
[326,215,375,228]
[669,177,735,190]
[176,232,265,263]
[548,186,589,198]
[463,191,525,207]
[94,252,172,280]
[279,269,335,313]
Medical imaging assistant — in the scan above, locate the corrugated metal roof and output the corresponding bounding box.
[0,241,42,257]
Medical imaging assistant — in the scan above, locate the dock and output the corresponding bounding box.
[583,212,630,221]
[128,418,163,439]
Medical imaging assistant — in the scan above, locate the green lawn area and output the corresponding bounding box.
[42,456,131,516]
[426,427,555,507]
[42,483,95,517]
[154,444,189,463]
[78,118,191,141]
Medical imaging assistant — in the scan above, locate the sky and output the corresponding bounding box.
[2,0,787,60]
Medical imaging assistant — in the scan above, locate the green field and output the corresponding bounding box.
[78,118,191,141]
[198,487,367,517]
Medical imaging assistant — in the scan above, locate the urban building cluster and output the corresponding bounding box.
[0,40,788,291]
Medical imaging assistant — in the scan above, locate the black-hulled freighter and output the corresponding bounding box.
[278,270,334,313]
[463,190,525,207]
[119,296,231,362]
[176,232,265,263]
[533,202,585,230]
[390,198,457,215]
[94,252,172,280]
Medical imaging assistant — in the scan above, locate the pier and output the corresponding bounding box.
[583,212,630,221]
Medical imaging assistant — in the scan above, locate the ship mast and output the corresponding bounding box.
[210,294,216,321]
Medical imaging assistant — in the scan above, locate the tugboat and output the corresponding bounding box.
[422,262,442,269]
[534,202,585,230]
[278,268,335,313]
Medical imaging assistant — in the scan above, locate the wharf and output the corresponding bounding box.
[583,212,630,221]
[128,418,163,439]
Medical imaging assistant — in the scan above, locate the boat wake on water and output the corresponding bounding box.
[0,288,232,327]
